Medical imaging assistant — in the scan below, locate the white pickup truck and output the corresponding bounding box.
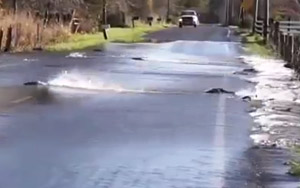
[178,10,200,28]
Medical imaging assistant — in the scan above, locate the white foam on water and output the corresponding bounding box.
[250,133,270,145]
[242,56,298,102]
[48,70,126,92]
[46,70,174,95]
[66,52,88,58]
[46,70,199,96]
[23,58,39,62]
[241,55,300,147]
[235,87,256,98]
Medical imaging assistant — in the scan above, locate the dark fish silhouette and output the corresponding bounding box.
[24,81,48,86]
[242,96,252,101]
[205,88,235,95]
[132,57,144,61]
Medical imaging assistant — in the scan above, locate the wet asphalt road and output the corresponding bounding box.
[0,25,277,188]
[146,25,234,42]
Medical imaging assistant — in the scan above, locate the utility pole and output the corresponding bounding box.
[252,0,258,33]
[225,0,231,25]
[267,0,270,26]
[228,0,232,25]
[263,0,269,43]
[225,0,232,26]
[166,0,170,23]
[102,0,107,25]
[12,0,17,14]
[225,0,228,25]
[240,0,245,26]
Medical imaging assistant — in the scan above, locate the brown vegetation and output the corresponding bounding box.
[0,12,69,52]
[271,0,300,20]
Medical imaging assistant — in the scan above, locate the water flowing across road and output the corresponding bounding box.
[0,26,298,188]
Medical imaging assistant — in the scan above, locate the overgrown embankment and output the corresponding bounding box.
[0,13,69,52]
[46,23,168,52]
[238,29,274,57]
[0,12,168,52]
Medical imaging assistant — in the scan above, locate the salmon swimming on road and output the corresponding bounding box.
[24,81,48,86]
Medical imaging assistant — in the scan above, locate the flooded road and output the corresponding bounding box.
[0,26,295,187]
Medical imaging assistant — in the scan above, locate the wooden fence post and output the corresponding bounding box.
[132,18,135,28]
[0,29,3,51]
[263,21,268,44]
[269,19,274,42]
[274,21,279,47]
[296,37,300,73]
[287,35,293,63]
[147,17,153,27]
[284,34,288,61]
[252,0,258,34]
[4,26,12,52]
[279,32,284,57]
[287,17,291,33]
[292,35,297,67]
[294,36,299,72]
[131,16,139,28]
[103,29,108,40]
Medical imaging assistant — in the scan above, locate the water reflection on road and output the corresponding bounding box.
[0,40,258,188]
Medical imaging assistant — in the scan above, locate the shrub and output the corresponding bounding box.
[0,12,69,52]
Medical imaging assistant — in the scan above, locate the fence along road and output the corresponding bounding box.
[253,17,300,72]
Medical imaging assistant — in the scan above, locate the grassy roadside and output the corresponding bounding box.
[46,24,169,52]
[288,147,300,176]
[289,161,300,176]
[238,29,274,57]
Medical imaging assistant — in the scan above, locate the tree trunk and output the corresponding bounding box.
[102,0,107,24]
[4,26,12,52]
[12,0,17,14]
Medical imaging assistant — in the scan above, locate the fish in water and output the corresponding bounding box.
[24,81,48,86]
[242,96,252,101]
[234,68,258,75]
[132,57,144,61]
[205,88,235,95]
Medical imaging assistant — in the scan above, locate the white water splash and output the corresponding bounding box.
[46,70,194,95]
[48,71,125,92]
[235,87,256,98]
[243,56,300,102]
[24,58,39,62]
[66,52,88,58]
[250,134,270,145]
[241,55,300,147]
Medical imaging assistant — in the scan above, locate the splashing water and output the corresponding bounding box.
[240,55,300,148]
[235,87,256,98]
[66,52,88,58]
[48,70,125,92]
[46,70,195,95]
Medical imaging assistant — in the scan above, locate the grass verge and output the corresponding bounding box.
[46,24,169,52]
[238,29,274,57]
[289,161,300,176]
[288,147,300,176]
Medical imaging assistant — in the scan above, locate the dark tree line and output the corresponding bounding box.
[0,0,228,26]
[1,0,224,16]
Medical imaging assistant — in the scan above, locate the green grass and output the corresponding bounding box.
[288,147,300,176]
[46,24,168,52]
[239,30,274,57]
[289,161,300,176]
